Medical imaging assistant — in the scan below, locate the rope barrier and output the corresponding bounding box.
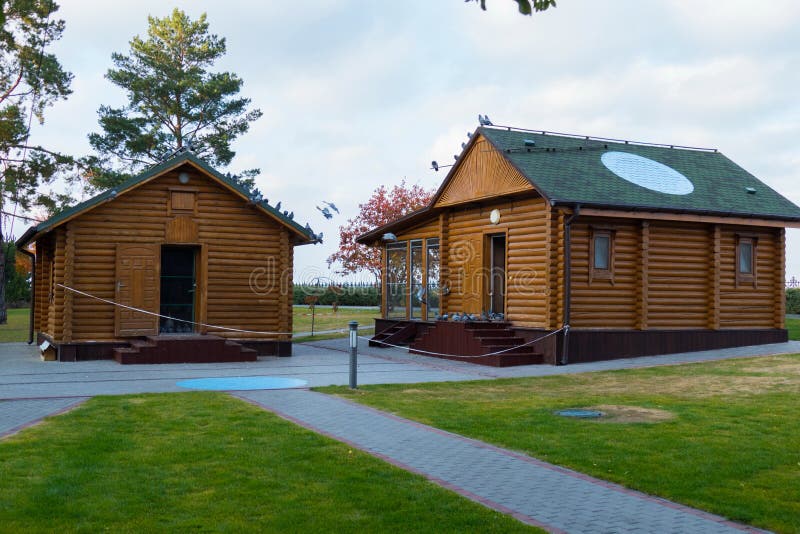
[58,284,294,336]
[60,284,560,358]
[358,326,563,359]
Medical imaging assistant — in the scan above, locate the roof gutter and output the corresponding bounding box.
[560,204,580,365]
[18,246,35,345]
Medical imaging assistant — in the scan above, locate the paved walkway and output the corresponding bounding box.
[238,389,762,533]
[0,397,87,438]
[2,339,794,532]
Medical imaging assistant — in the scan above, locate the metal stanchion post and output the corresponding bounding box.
[349,321,358,389]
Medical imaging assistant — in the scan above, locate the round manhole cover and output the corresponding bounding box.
[555,409,604,419]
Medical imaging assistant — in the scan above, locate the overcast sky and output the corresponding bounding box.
[15,0,800,283]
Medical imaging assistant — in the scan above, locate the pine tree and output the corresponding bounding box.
[86,9,262,190]
[1,0,73,323]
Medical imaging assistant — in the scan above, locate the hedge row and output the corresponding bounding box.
[787,288,800,314]
[292,285,380,306]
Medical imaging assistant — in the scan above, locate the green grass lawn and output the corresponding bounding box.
[0,392,536,533]
[0,307,377,343]
[322,355,800,533]
[0,308,29,342]
[293,306,377,334]
[785,317,800,340]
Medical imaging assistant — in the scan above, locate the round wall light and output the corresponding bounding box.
[178,172,190,184]
[489,209,501,225]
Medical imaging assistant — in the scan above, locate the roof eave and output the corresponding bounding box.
[550,199,800,222]
[356,206,436,245]
[15,152,315,246]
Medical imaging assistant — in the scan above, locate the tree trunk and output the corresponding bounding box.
[0,239,7,325]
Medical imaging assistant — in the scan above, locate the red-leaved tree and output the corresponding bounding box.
[327,180,434,282]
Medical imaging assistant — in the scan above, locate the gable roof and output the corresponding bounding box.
[358,125,800,244]
[16,151,315,248]
[478,126,800,220]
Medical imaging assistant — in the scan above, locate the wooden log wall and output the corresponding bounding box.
[708,225,721,329]
[396,218,440,241]
[569,219,640,329]
[636,221,649,330]
[548,210,565,330]
[34,234,54,336]
[774,228,786,328]
[439,213,450,313]
[278,228,291,340]
[647,222,710,328]
[569,218,783,331]
[62,223,75,342]
[57,166,293,343]
[51,227,66,339]
[446,196,549,326]
[719,226,779,328]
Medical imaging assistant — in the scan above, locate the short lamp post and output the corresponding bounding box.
[349,321,358,389]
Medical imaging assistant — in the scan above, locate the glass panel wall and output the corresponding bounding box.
[410,240,424,318]
[426,239,440,319]
[386,242,408,319]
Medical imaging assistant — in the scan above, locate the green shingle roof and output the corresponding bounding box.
[479,127,800,221]
[17,151,315,247]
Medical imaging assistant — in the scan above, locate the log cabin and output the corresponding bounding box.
[16,150,315,363]
[358,125,800,366]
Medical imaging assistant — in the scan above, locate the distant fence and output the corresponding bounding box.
[293,282,380,307]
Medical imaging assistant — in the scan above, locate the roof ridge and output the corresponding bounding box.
[16,151,315,247]
[480,125,718,153]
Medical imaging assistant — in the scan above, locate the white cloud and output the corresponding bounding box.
[12,0,800,280]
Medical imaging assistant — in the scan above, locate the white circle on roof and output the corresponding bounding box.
[601,151,694,195]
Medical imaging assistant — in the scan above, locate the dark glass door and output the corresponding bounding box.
[489,234,506,314]
[160,246,197,334]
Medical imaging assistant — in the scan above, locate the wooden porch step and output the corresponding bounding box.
[369,322,428,348]
[113,335,257,364]
[410,321,543,367]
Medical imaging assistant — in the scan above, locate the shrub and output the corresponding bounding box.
[786,288,800,314]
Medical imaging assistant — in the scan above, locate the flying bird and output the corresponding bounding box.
[316,205,333,219]
[322,201,339,214]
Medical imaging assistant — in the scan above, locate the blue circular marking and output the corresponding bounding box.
[177,376,308,391]
[601,151,694,195]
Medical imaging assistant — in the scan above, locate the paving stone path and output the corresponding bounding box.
[238,389,765,534]
[2,339,790,532]
[0,397,87,439]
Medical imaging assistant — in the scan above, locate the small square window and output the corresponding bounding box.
[735,235,757,288]
[589,228,615,284]
[738,241,753,274]
[594,235,610,270]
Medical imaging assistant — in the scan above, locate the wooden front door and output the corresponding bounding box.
[462,234,483,314]
[115,244,159,337]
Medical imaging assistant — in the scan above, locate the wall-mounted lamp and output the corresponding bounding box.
[178,172,191,184]
[489,209,501,225]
